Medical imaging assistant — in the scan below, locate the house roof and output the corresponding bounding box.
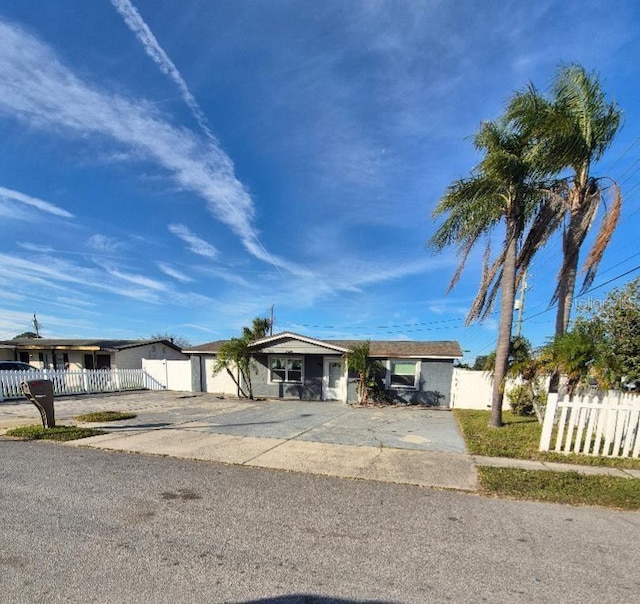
[185,332,463,358]
[324,340,463,358]
[0,338,183,352]
[183,340,229,354]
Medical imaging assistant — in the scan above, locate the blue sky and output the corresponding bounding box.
[0,0,638,361]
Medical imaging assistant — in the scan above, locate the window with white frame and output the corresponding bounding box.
[388,359,420,389]
[269,357,303,383]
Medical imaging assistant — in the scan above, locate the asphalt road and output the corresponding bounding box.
[1,439,638,604]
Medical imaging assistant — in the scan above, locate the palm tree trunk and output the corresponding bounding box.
[226,366,247,398]
[490,223,518,428]
[550,187,592,393]
[555,223,581,337]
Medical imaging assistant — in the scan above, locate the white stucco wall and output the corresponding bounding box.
[203,356,238,395]
[115,343,186,369]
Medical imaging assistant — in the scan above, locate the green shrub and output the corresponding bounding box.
[507,383,536,416]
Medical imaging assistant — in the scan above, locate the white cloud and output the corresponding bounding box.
[168,223,218,259]
[0,251,203,307]
[87,234,122,253]
[0,20,294,274]
[105,267,167,291]
[0,185,73,218]
[157,262,193,283]
[18,242,55,253]
[109,0,216,142]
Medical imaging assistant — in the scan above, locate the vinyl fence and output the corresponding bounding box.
[540,390,640,458]
[0,368,165,401]
[142,359,193,392]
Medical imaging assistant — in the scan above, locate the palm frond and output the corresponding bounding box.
[467,246,506,323]
[580,181,622,291]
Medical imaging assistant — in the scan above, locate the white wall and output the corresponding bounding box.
[450,369,551,410]
[142,359,192,391]
[203,357,238,395]
[117,344,186,369]
[142,356,239,395]
[450,368,516,410]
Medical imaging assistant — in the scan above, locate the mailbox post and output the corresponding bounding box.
[21,380,55,428]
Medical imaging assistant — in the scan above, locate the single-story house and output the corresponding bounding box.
[0,338,186,370]
[185,332,463,406]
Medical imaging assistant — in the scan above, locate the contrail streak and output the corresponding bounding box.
[109,0,216,143]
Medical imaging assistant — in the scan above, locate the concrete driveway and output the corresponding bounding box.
[0,391,477,490]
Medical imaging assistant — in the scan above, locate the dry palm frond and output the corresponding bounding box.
[580,181,622,291]
[467,247,507,323]
[446,231,484,294]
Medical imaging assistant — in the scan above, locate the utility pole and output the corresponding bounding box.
[269,305,274,336]
[514,270,528,337]
[32,313,41,338]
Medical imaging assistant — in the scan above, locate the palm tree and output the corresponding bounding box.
[346,341,385,404]
[539,324,599,399]
[430,120,546,427]
[508,64,622,337]
[213,317,271,399]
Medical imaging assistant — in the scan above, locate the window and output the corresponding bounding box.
[389,360,420,389]
[96,354,111,369]
[269,357,303,383]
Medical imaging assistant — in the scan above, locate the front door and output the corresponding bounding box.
[323,357,344,401]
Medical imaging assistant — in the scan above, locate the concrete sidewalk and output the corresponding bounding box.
[474,455,640,479]
[66,427,479,491]
[2,391,637,489]
[1,392,480,491]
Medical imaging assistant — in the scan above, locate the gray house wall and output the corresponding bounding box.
[347,358,454,406]
[249,353,324,400]
[386,359,453,406]
[198,348,456,406]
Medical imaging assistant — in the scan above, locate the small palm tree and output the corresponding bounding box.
[346,342,385,405]
[539,325,598,398]
[213,317,271,399]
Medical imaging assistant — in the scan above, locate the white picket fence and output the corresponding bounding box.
[540,391,640,458]
[0,368,165,401]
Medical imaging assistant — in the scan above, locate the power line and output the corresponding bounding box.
[603,135,640,171]
[522,263,640,323]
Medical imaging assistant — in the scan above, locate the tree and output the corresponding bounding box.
[539,320,599,398]
[596,278,640,388]
[430,120,547,427]
[472,355,490,371]
[13,331,41,339]
[539,279,639,394]
[212,317,271,399]
[150,333,191,348]
[346,341,385,405]
[508,64,622,337]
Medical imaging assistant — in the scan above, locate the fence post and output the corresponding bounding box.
[82,368,89,393]
[539,392,559,451]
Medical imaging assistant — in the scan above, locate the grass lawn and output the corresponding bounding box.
[74,411,137,422]
[453,409,640,470]
[5,425,105,441]
[478,467,640,511]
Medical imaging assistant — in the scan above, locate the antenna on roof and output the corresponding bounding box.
[269,305,274,336]
[32,313,41,338]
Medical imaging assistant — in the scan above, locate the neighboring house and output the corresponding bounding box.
[184,332,463,406]
[0,338,186,370]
